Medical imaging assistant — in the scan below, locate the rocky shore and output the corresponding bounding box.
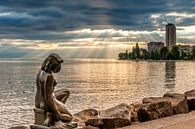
[9,90,195,129]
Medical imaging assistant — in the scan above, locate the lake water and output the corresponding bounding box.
[1,58,195,128]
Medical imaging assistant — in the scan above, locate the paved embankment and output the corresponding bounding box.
[118,111,195,129]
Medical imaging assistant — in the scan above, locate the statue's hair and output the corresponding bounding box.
[41,53,63,72]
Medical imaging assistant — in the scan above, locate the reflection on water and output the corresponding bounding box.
[165,61,176,93]
[1,59,195,128]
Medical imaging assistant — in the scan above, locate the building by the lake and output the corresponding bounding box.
[147,42,165,53]
[177,44,192,56]
[166,23,176,49]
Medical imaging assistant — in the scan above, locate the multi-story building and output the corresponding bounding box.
[177,44,192,56]
[166,23,176,49]
[147,42,164,53]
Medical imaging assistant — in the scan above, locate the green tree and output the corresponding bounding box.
[166,51,172,60]
[118,53,124,60]
[181,50,185,59]
[132,47,136,59]
[125,50,129,59]
[160,47,169,59]
[153,50,160,60]
[142,49,149,59]
[171,46,180,59]
[191,46,195,59]
[135,43,140,58]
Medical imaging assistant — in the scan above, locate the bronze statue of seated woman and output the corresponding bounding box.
[35,53,73,128]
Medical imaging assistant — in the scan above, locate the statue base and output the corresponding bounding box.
[30,124,59,129]
[34,108,46,125]
[30,122,78,129]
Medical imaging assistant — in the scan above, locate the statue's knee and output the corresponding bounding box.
[66,90,70,97]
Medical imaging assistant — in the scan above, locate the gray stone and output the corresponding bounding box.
[73,109,98,128]
[83,125,99,129]
[137,101,173,122]
[98,103,131,121]
[85,117,131,129]
[185,90,195,110]
[163,93,189,114]
[129,103,144,122]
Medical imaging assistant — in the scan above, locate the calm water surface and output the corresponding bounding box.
[1,58,195,128]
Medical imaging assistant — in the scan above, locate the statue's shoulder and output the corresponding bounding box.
[39,70,53,81]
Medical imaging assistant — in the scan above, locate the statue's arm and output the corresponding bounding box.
[44,75,61,120]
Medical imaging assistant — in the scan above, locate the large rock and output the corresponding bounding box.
[85,104,131,129]
[163,93,189,114]
[98,103,131,120]
[185,90,195,110]
[82,125,99,129]
[73,109,98,127]
[85,117,131,129]
[137,100,173,122]
[129,103,143,122]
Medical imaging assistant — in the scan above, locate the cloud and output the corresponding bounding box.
[0,0,195,57]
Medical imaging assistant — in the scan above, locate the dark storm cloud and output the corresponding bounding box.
[0,0,195,32]
[0,0,195,58]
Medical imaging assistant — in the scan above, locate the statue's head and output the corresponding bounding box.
[41,53,63,73]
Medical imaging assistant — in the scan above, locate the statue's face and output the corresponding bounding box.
[52,62,62,73]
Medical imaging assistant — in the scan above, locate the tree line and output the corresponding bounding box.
[118,43,195,60]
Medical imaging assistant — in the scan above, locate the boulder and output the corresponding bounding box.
[85,104,131,129]
[163,93,189,114]
[82,125,99,129]
[8,126,30,129]
[98,103,131,120]
[185,90,195,110]
[73,109,98,127]
[129,103,143,122]
[137,100,173,122]
[85,117,131,129]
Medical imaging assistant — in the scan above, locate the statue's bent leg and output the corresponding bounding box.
[61,114,72,122]
[55,100,73,120]
[54,88,70,104]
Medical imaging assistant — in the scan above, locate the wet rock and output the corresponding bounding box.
[137,100,173,122]
[185,90,195,110]
[163,93,189,114]
[73,109,98,127]
[98,103,131,121]
[8,126,30,129]
[84,104,131,129]
[82,125,99,129]
[85,117,131,129]
[129,103,143,122]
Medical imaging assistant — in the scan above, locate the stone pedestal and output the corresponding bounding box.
[34,108,46,125]
[30,124,59,129]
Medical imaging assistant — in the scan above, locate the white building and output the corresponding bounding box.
[148,42,164,53]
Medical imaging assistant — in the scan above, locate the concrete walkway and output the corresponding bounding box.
[118,111,195,129]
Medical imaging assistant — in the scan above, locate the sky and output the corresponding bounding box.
[0,0,195,58]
